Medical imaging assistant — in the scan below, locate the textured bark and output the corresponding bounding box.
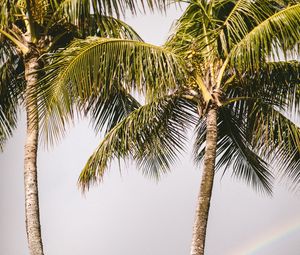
[24,48,44,255]
[190,106,218,255]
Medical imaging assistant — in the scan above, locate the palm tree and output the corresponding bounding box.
[40,1,300,255]
[0,1,171,254]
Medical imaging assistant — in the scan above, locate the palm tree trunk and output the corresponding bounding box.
[190,105,218,255]
[24,48,44,255]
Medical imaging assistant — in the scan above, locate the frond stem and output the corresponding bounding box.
[0,29,29,54]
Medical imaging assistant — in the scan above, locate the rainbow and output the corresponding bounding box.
[229,216,300,254]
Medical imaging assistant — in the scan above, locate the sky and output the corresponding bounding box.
[1,5,300,255]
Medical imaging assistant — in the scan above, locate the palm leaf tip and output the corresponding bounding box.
[78,157,103,192]
[78,138,115,191]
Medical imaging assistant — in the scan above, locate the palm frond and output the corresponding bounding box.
[225,61,300,110]
[246,103,300,177]
[78,94,197,191]
[47,11,143,41]
[38,37,186,145]
[280,149,300,190]
[0,39,25,150]
[165,0,218,61]
[225,74,300,190]
[0,0,22,27]
[50,0,172,25]
[217,108,273,195]
[193,108,273,195]
[224,61,300,154]
[222,0,289,40]
[88,15,143,40]
[85,84,141,134]
[45,15,143,54]
[259,61,300,114]
[42,37,185,100]
[218,0,276,53]
[166,2,206,54]
[229,3,300,70]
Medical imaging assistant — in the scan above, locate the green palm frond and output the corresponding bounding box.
[85,84,141,134]
[219,0,277,48]
[224,69,300,189]
[217,75,300,193]
[280,149,300,189]
[193,108,273,195]
[230,96,300,189]
[166,1,206,55]
[229,3,300,70]
[246,102,300,173]
[38,93,73,147]
[258,61,300,113]
[0,0,22,27]
[41,37,185,100]
[225,61,300,110]
[38,36,186,145]
[224,63,300,158]
[50,0,172,26]
[0,0,9,26]
[217,108,273,195]
[0,39,25,150]
[166,0,221,60]
[78,94,197,191]
[47,7,143,40]
[88,15,143,40]
[46,14,143,51]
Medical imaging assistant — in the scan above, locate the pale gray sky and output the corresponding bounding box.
[1,6,300,255]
